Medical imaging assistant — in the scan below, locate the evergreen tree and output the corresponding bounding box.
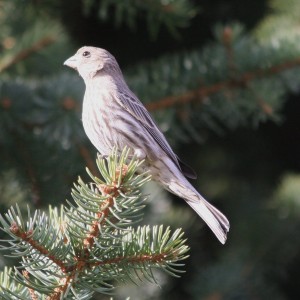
[1,0,300,299]
[0,148,189,299]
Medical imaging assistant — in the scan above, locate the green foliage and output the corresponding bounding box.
[255,0,300,42]
[0,0,72,77]
[126,23,300,141]
[1,0,300,299]
[83,0,197,38]
[272,173,300,217]
[0,170,30,210]
[0,148,189,299]
[3,22,300,150]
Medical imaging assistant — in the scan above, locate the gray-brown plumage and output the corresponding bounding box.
[64,46,230,244]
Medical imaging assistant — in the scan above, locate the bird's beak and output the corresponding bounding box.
[64,55,78,69]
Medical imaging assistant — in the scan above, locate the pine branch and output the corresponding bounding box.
[2,25,299,154]
[84,0,197,38]
[222,26,238,78]
[0,147,189,299]
[0,36,56,73]
[9,221,68,272]
[146,56,300,112]
[77,143,99,177]
[22,271,38,300]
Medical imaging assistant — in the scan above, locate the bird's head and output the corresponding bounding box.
[64,46,120,80]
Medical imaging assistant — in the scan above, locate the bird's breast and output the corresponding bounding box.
[82,87,118,154]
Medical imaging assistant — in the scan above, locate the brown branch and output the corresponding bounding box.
[77,143,99,176]
[93,252,166,267]
[83,195,115,251]
[0,36,56,72]
[22,271,38,300]
[83,165,128,251]
[11,165,133,299]
[10,223,69,273]
[146,57,300,112]
[47,249,166,300]
[47,170,126,299]
[46,276,73,300]
[222,26,237,78]
[11,222,76,299]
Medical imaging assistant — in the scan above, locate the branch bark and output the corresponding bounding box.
[146,57,300,112]
[0,36,56,72]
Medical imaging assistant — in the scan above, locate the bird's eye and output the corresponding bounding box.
[82,51,91,58]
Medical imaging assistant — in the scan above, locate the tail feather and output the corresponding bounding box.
[199,196,230,232]
[186,199,229,244]
[168,181,230,244]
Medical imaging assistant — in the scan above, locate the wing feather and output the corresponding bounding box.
[116,90,196,179]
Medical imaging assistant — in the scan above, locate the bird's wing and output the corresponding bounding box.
[117,90,197,179]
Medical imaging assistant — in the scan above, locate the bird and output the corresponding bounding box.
[64,46,230,244]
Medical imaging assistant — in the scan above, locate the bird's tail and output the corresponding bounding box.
[169,180,230,244]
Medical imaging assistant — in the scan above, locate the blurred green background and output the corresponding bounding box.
[1,0,300,299]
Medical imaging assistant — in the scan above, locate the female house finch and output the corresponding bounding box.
[64,47,229,244]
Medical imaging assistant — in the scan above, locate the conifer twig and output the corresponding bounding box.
[48,165,128,299]
[222,26,237,78]
[146,57,300,111]
[10,222,69,272]
[93,253,166,267]
[0,150,188,298]
[0,36,56,72]
[22,271,38,300]
[77,143,99,176]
